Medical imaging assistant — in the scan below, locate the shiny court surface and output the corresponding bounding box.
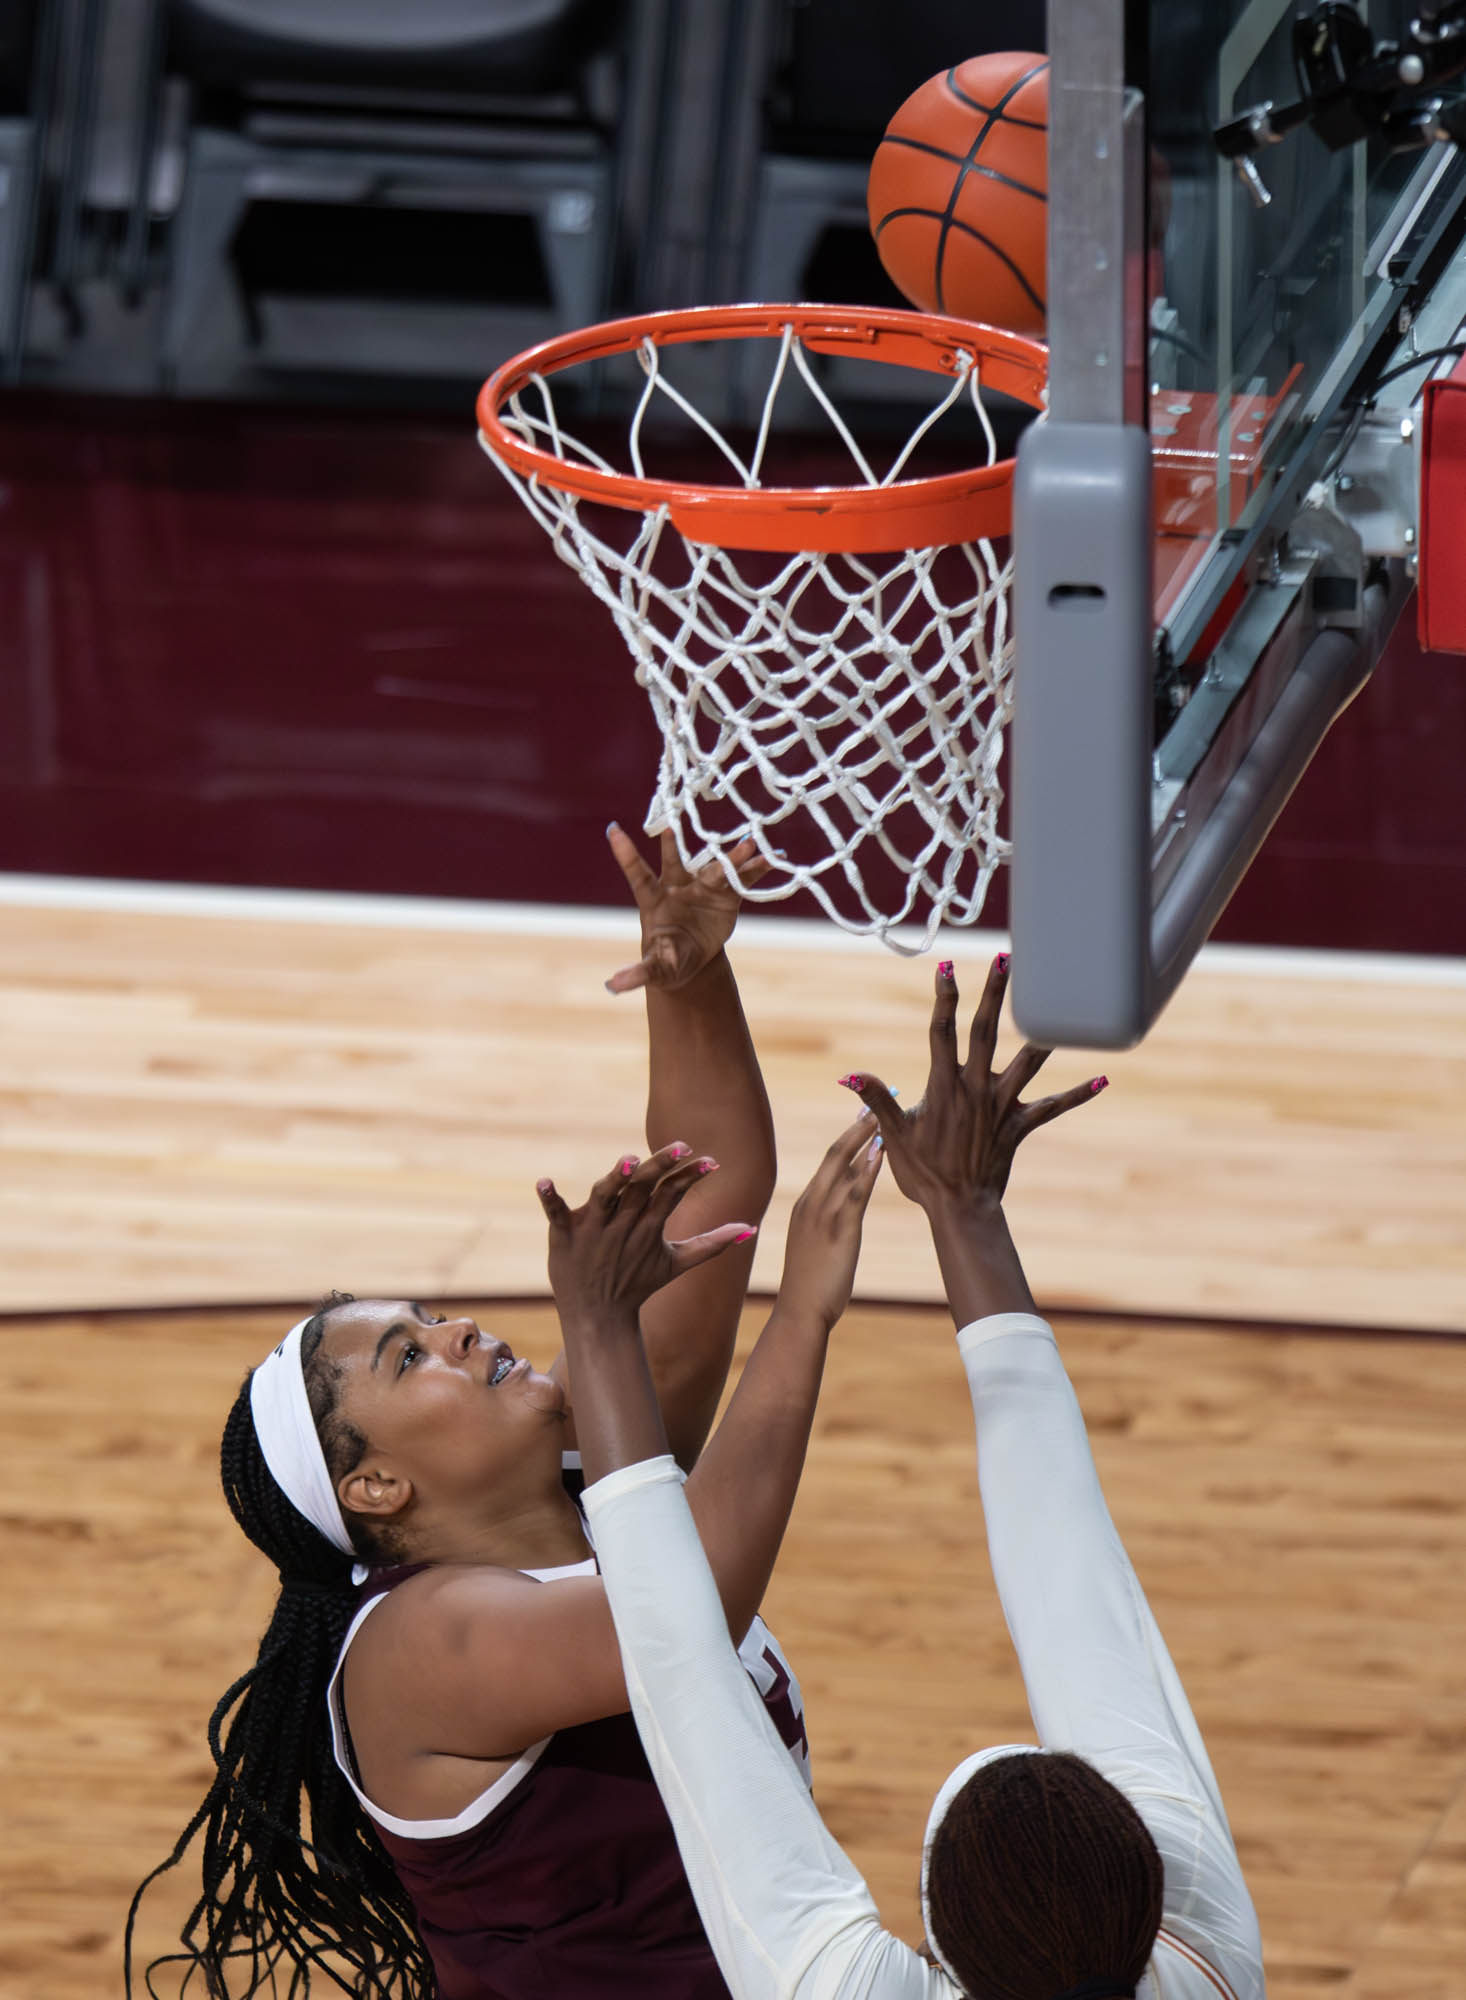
[1,887,1463,1999]
[3,1299,1462,2000]
[0,884,1463,1330]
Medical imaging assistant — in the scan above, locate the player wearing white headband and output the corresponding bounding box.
[126,829,851,2000]
[545,957,1267,2000]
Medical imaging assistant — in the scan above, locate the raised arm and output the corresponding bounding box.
[373,1129,867,1774]
[549,825,777,1469]
[539,1118,882,1628]
[544,1122,951,2000]
[849,959,1266,2000]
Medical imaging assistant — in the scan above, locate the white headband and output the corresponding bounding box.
[920,1743,1048,1991]
[249,1317,356,1559]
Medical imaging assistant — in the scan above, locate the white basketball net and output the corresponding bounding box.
[480,325,1014,952]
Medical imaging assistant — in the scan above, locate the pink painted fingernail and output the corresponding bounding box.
[938,960,954,979]
[996,953,1011,974]
[837,1073,866,1091]
[734,1227,757,1243]
[620,1158,638,1177]
[536,1179,553,1195]
[1091,1076,1109,1095]
[669,1144,690,1159]
[698,1159,719,1175]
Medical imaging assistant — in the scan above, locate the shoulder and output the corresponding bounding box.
[362,1559,600,1643]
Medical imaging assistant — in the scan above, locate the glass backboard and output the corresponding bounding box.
[1151,0,1427,646]
[1010,0,1466,1047]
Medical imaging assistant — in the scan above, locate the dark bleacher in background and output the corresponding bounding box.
[0,0,1464,953]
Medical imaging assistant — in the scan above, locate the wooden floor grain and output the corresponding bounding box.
[0,899,1464,1330]
[5,1300,1463,2000]
[2,894,1463,1996]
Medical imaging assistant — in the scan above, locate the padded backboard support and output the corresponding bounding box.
[1009,0,1438,1048]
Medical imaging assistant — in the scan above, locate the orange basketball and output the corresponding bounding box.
[867,52,1049,335]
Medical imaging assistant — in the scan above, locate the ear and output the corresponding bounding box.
[339,1462,413,1523]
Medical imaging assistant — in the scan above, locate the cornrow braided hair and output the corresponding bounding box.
[925,1751,1163,2000]
[124,1298,433,1998]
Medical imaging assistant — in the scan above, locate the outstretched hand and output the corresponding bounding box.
[777,1116,885,1333]
[838,957,1106,1216]
[604,823,770,995]
[536,1143,757,1332]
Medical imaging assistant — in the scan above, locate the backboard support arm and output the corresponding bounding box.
[1011,0,1411,1048]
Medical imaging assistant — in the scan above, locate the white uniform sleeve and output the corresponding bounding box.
[583,1457,957,2000]
[960,1314,1266,2000]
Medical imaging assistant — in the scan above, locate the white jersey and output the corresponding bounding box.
[581,1313,1266,2000]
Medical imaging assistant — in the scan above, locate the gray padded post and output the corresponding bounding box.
[1010,420,1156,1047]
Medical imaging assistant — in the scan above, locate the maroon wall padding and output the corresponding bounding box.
[1,392,1463,953]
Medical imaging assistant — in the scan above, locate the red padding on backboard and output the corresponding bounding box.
[1419,352,1466,654]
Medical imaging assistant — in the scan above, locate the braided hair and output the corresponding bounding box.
[125,1300,433,1998]
[925,1751,1163,2000]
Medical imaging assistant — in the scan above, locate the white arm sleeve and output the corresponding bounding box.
[583,1457,957,2000]
[960,1314,1266,2000]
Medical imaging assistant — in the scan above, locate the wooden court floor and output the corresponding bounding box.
[3,1298,1463,2000]
[1,893,1464,1331]
[1,890,1464,1997]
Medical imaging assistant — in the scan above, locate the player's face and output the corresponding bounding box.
[321,1299,566,1514]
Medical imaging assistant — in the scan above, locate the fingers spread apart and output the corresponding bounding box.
[606,821,659,903]
[927,962,961,1085]
[997,1041,1052,1111]
[837,1071,904,1140]
[535,1177,572,1228]
[1016,1074,1109,1136]
[719,835,773,892]
[964,952,1010,1076]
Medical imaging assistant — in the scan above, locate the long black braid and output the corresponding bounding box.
[125,1307,435,1998]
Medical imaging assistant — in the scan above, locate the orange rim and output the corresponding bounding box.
[476,303,1047,553]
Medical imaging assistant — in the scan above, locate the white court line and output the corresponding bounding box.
[1,871,1465,988]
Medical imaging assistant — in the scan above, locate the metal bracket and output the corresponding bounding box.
[1321,414,1422,560]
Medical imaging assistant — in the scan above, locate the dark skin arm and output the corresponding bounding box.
[464,960,1098,1760]
[351,1129,878,1785]
[541,1116,882,1570]
[548,826,777,1469]
[839,954,1106,1320]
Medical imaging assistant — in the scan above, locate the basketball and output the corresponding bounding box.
[867,52,1049,335]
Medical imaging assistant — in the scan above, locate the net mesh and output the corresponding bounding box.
[480,324,1015,952]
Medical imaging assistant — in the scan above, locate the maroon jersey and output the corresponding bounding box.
[327,1476,810,1999]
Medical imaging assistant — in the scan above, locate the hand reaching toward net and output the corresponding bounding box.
[537,1143,757,1332]
[774,1116,885,1335]
[839,956,1106,1215]
[605,824,771,996]
[838,957,1107,1324]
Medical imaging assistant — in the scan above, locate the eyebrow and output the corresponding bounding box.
[370,1305,431,1373]
[371,1321,407,1372]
